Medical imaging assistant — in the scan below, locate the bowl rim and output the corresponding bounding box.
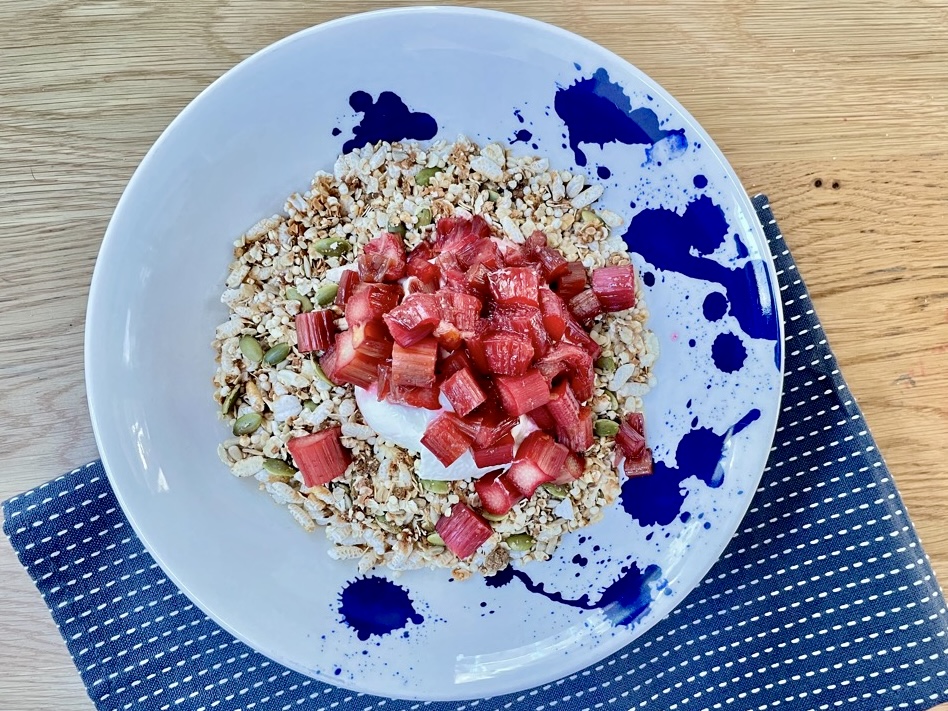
[84,5,785,700]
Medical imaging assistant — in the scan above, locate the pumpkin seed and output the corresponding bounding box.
[481,511,507,522]
[263,343,291,365]
[416,207,432,227]
[415,166,441,186]
[420,479,450,494]
[239,335,264,362]
[315,282,338,306]
[595,355,616,373]
[581,209,603,225]
[387,220,406,237]
[594,419,620,437]
[606,390,620,411]
[221,386,241,415]
[375,514,400,534]
[233,412,262,436]
[302,399,317,412]
[426,532,445,546]
[313,362,334,387]
[487,189,501,202]
[310,237,350,258]
[505,533,535,551]
[263,458,297,478]
[286,286,313,313]
[541,483,569,499]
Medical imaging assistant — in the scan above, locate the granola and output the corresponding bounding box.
[212,138,658,578]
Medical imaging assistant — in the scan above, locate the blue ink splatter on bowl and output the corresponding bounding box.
[341,91,436,154]
[622,196,779,342]
[338,576,424,641]
[702,292,728,321]
[693,174,708,188]
[621,409,761,526]
[331,127,341,137]
[711,332,747,373]
[597,166,611,179]
[511,128,533,145]
[554,68,685,166]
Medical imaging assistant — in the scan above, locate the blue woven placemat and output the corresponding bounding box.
[5,195,948,711]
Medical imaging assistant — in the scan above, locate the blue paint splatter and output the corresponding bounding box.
[711,332,747,373]
[514,109,525,124]
[693,174,708,188]
[734,233,749,259]
[331,127,341,137]
[554,68,685,166]
[341,91,437,154]
[688,338,696,347]
[702,292,728,321]
[338,576,423,641]
[486,562,662,627]
[621,409,761,526]
[622,195,779,342]
[573,62,582,70]
[597,166,611,179]
[642,271,655,287]
[572,553,588,567]
[511,128,533,145]
[334,668,342,676]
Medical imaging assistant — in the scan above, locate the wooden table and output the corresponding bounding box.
[2,1,946,708]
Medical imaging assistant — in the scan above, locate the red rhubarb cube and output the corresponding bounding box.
[439,349,473,379]
[504,459,555,498]
[391,336,438,388]
[591,265,636,312]
[616,414,647,459]
[545,379,581,436]
[358,232,406,283]
[473,468,522,515]
[494,369,551,417]
[538,287,569,341]
[472,433,516,469]
[350,319,393,361]
[561,317,602,361]
[568,289,603,327]
[383,293,442,347]
[488,267,540,307]
[442,367,487,417]
[434,502,492,559]
[438,291,482,332]
[489,305,550,358]
[479,330,535,376]
[325,330,383,388]
[623,448,654,477]
[471,406,518,449]
[552,451,586,485]
[553,261,588,301]
[296,310,336,353]
[559,405,594,453]
[421,412,474,466]
[335,269,360,307]
[516,431,569,478]
[346,283,401,327]
[536,343,595,402]
[528,405,556,431]
[287,426,351,487]
[406,242,440,288]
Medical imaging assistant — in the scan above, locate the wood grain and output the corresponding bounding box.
[1,1,947,709]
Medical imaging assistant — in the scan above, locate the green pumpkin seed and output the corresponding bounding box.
[233,412,262,436]
[375,514,400,534]
[595,355,616,373]
[426,532,445,546]
[239,335,264,362]
[313,362,334,387]
[263,458,297,478]
[541,483,569,499]
[606,390,620,411]
[221,386,241,416]
[481,511,507,522]
[286,287,313,313]
[310,237,350,258]
[387,220,407,237]
[487,189,501,202]
[581,209,603,225]
[505,533,535,551]
[415,166,442,186]
[420,479,450,495]
[302,399,317,412]
[594,419,620,437]
[315,283,338,306]
[416,207,432,227]
[263,343,291,365]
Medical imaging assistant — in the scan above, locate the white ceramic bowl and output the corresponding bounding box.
[86,7,783,701]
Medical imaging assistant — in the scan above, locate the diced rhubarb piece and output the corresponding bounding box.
[504,459,555,498]
[335,269,360,307]
[526,233,569,281]
[517,431,569,478]
[538,287,568,341]
[296,310,336,353]
[438,291,482,332]
[528,405,556,431]
[623,448,654,477]
[439,349,473,378]
[479,330,535,376]
[434,503,492,559]
[473,467,522,514]
[383,293,442,347]
[433,321,463,351]
[435,215,493,257]
[391,336,438,388]
[494,369,551,417]
[358,232,406,282]
[319,346,339,385]
[472,433,516,469]
[465,239,502,270]
[350,319,393,360]
[553,261,587,300]
[406,242,441,288]
[345,283,401,327]
[326,330,384,388]
[442,367,487,417]
[462,319,492,373]
[441,267,478,295]
[591,265,636,312]
[562,317,602,360]
[526,231,547,250]
[545,379,581,435]
[500,242,532,267]
[435,250,462,274]
[376,362,392,401]
[552,451,585,485]
[490,305,549,358]
[405,275,436,294]
[472,406,518,448]
[625,411,645,435]
[560,405,594,453]
[287,426,352,487]
[488,267,540,307]
[388,383,442,410]
[568,289,603,327]
[465,263,492,296]
[616,415,647,459]
[421,412,474,466]
[536,343,595,402]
